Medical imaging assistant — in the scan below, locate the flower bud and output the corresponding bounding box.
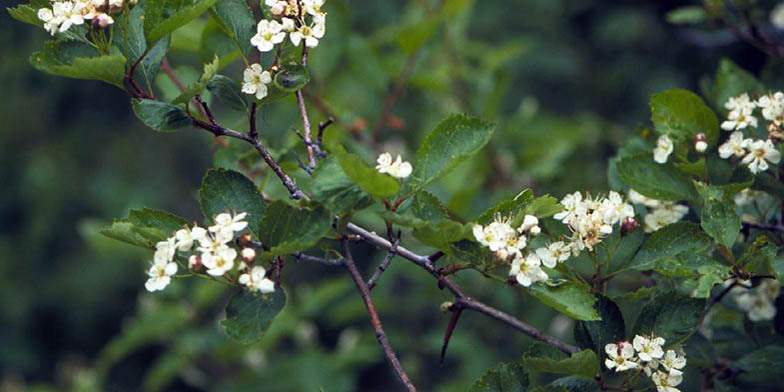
[520,215,539,232]
[529,225,541,236]
[694,133,707,153]
[188,254,201,269]
[440,301,454,312]
[621,216,639,235]
[92,13,114,28]
[241,247,256,263]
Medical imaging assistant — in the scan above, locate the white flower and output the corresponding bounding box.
[735,189,760,206]
[695,140,708,153]
[773,3,784,29]
[241,247,256,261]
[197,232,232,255]
[302,0,326,16]
[175,225,207,252]
[535,241,570,268]
[145,259,177,292]
[242,64,272,100]
[154,237,177,264]
[660,349,687,372]
[741,139,781,174]
[375,152,412,179]
[519,215,540,234]
[642,359,660,376]
[474,215,529,260]
[209,212,249,238]
[633,334,665,362]
[289,19,325,48]
[735,279,780,321]
[509,253,548,287]
[653,135,674,164]
[239,266,276,294]
[554,191,584,225]
[651,369,683,392]
[94,12,113,27]
[251,19,285,52]
[757,92,784,126]
[281,17,296,32]
[600,191,634,226]
[265,0,287,15]
[37,8,60,34]
[718,131,750,159]
[644,203,689,232]
[722,93,758,131]
[202,247,237,276]
[628,189,661,208]
[605,342,638,372]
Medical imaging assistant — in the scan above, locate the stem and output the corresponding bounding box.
[341,241,417,391]
[296,45,316,170]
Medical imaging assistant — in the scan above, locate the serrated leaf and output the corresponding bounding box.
[31,40,126,87]
[209,0,255,57]
[132,99,191,132]
[476,190,534,224]
[119,1,170,92]
[574,296,625,367]
[528,282,600,321]
[523,346,600,380]
[695,181,740,248]
[101,208,188,249]
[469,359,529,392]
[405,114,496,193]
[607,228,645,273]
[709,59,765,113]
[145,0,222,45]
[221,288,286,344]
[258,201,331,256]
[172,55,219,105]
[311,156,372,215]
[650,88,719,145]
[334,147,399,199]
[207,74,247,111]
[411,191,450,220]
[631,290,705,345]
[631,222,713,271]
[616,153,699,201]
[199,168,267,237]
[273,63,311,92]
[524,195,564,219]
[740,236,779,279]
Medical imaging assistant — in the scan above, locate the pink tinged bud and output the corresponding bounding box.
[241,247,256,263]
[621,216,639,235]
[694,133,708,153]
[189,255,201,269]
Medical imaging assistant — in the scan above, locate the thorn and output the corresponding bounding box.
[440,305,463,363]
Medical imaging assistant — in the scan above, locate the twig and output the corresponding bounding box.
[296,45,316,171]
[341,241,417,391]
[367,237,399,290]
[316,117,334,158]
[249,102,259,139]
[742,221,784,232]
[345,223,580,354]
[292,252,343,266]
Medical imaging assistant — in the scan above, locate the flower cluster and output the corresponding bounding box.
[473,214,548,286]
[732,278,780,321]
[37,0,124,34]
[242,0,328,100]
[718,92,783,174]
[144,212,274,295]
[605,335,687,392]
[375,152,412,179]
[554,191,634,252]
[627,189,689,232]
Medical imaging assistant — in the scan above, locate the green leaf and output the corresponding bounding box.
[405,114,496,193]
[523,347,600,380]
[199,168,266,237]
[469,359,529,392]
[7,0,47,27]
[258,201,331,256]
[411,191,450,220]
[395,18,440,54]
[524,195,564,219]
[574,296,625,366]
[207,74,247,111]
[311,156,372,215]
[334,147,400,199]
[221,288,286,344]
[607,228,645,273]
[119,1,170,92]
[666,6,706,24]
[477,190,534,224]
[547,377,600,392]
[752,172,784,200]
[616,153,699,201]
[101,208,188,249]
[695,181,741,248]
[631,290,705,345]
[709,59,765,113]
[209,0,255,57]
[273,63,311,92]
[650,88,719,145]
[528,282,600,321]
[132,99,191,132]
[688,263,731,298]
[31,41,126,88]
[145,0,222,45]
[412,219,466,250]
[631,222,713,271]
[740,236,778,279]
[172,55,219,105]
[734,346,784,388]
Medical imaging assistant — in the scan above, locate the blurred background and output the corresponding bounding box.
[2,0,782,390]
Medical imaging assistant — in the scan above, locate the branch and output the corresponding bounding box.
[367,237,399,290]
[296,44,317,170]
[742,221,784,232]
[341,241,417,391]
[292,252,344,266]
[345,223,580,355]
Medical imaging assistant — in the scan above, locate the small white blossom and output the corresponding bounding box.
[653,135,674,164]
[605,342,638,372]
[519,215,540,234]
[289,18,325,48]
[241,247,256,262]
[239,266,276,294]
[695,140,707,153]
[628,189,661,208]
[175,225,207,252]
[281,17,296,32]
[145,259,177,292]
[757,92,784,126]
[209,212,249,238]
[474,215,529,260]
[251,19,285,52]
[242,63,272,100]
[718,131,750,159]
[202,247,237,276]
[265,0,287,15]
[651,369,684,392]
[600,191,635,226]
[633,334,666,362]
[722,93,758,131]
[535,241,571,268]
[509,253,548,287]
[154,237,177,264]
[660,349,687,372]
[735,279,780,321]
[741,139,781,174]
[302,0,326,16]
[553,191,585,225]
[644,203,689,232]
[375,152,412,179]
